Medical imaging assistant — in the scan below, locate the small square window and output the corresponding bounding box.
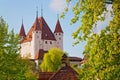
[45,41,47,44]
[37,36,39,38]
[50,41,52,44]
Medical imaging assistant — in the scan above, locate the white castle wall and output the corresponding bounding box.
[43,40,56,51]
[20,42,31,58]
[20,30,63,59]
[31,30,42,59]
[54,33,63,50]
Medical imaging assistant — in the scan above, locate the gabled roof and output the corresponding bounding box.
[49,54,78,80]
[19,23,26,37]
[54,19,63,33]
[38,72,55,80]
[22,17,56,43]
[69,57,82,62]
[49,65,78,80]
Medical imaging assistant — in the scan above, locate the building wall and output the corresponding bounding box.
[20,42,32,58]
[31,30,42,59]
[43,40,56,51]
[20,31,63,59]
[54,33,63,50]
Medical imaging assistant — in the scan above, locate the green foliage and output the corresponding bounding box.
[40,48,64,72]
[63,0,120,80]
[0,17,37,80]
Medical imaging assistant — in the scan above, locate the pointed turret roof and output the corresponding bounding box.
[19,22,26,37]
[54,19,63,33]
[34,10,41,31]
[33,17,41,31]
[22,16,56,43]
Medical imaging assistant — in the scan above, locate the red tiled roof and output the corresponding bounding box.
[38,72,54,80]
[19,23,26,37]
[49,65,78,80]
[69,57,82,62]
[34,16,41,31]
[54,19,63,33]
[39,17,56,40]
[22,17,56,43]
[49,54,78,80]
[38,54,79,80]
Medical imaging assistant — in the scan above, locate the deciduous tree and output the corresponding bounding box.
[40,48,65,72]
[0,17,37,80]
[62,0,120,79]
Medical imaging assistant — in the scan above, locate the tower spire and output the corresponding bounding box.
[19,19,26,39]
[34,6,40,30]
[57,14,59,20]
[41,4,43,16]
[36,6,38,18]
[22,18,23,24]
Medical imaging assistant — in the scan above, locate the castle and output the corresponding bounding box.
[19,11,63,60]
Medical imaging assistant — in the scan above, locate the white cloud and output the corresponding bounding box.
[49,0,66,12]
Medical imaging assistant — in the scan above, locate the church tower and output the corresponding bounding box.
[54,19,63,50]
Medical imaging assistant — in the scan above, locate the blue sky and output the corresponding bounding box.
[0,0,85,58]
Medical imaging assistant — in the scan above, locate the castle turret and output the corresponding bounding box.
[31,10,42,59]
[54,19,63,50]
[19,21,26,41]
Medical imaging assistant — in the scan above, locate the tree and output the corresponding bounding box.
[62,0,120,79]
[40,48,65,72]
[0,17,37,80]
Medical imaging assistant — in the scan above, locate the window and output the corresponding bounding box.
[45,41,47,44]
[50,41,52,44]
[59,37,61,40]
[59,33,61,35]
[56,33,57,35]
[37,36,39,38]
[36,31,38,33]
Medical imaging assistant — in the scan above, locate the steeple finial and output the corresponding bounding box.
[57,14,59,20]
[36,6,38,18]
[22,17,23,25]
[41,4,43,16]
